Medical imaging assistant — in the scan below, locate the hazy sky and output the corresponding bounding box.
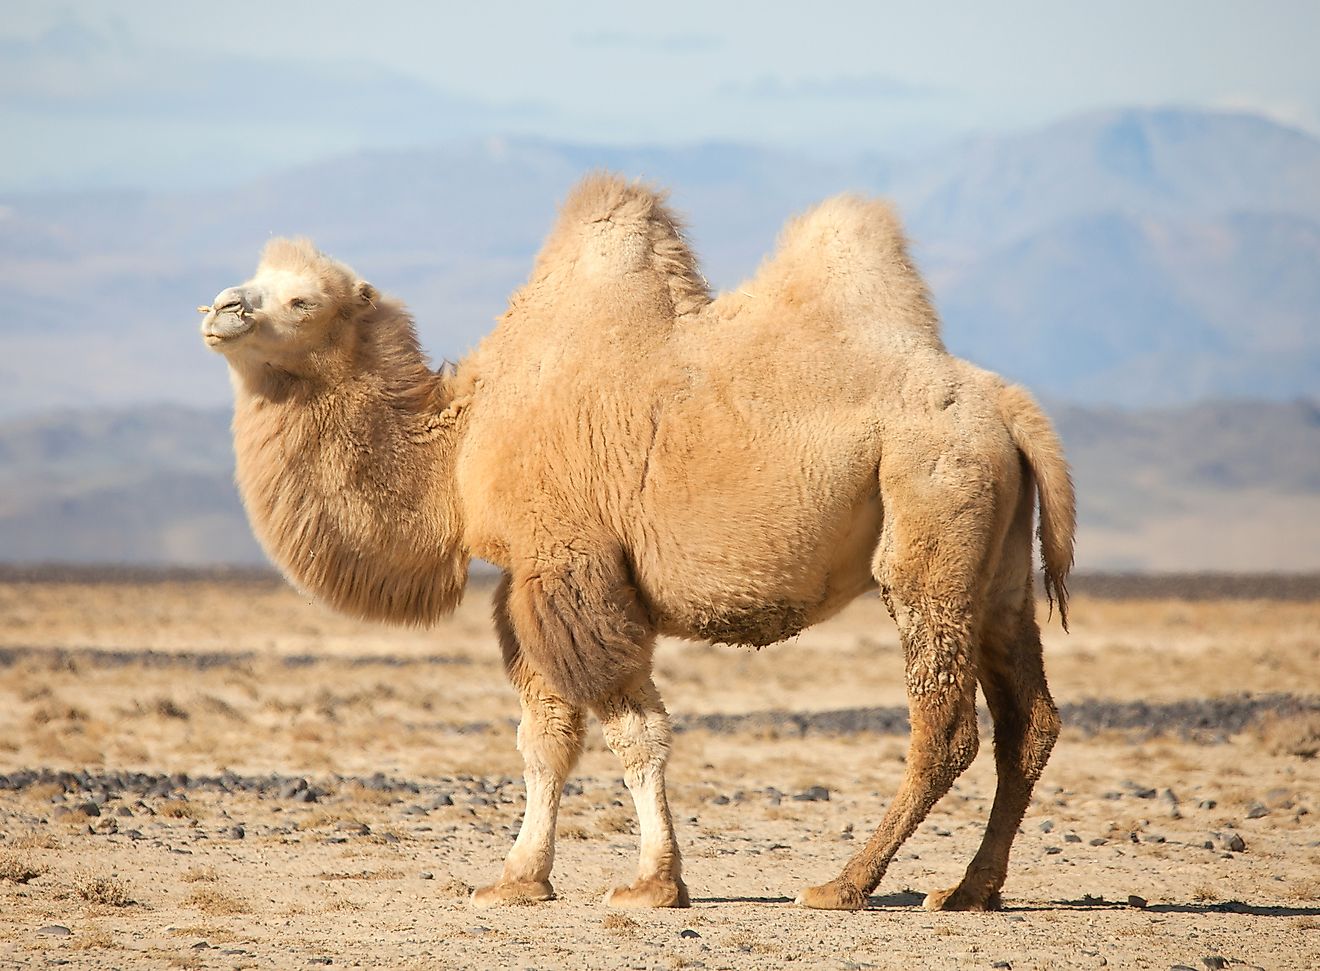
[3,0,1318,191]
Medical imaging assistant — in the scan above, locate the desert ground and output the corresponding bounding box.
[0,570,1317,970]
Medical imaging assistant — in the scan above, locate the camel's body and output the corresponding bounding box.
[201,175,1073,914]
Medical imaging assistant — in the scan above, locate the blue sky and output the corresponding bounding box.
[3,0,1318,192]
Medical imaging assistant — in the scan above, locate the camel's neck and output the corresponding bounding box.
[230,319,470,626]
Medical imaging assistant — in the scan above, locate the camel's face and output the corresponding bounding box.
[200,238,371,373]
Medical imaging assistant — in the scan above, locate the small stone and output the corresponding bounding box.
[192,941,210,949]
[1201,958,1228,970]
[932,827,952,837]
[1127,894,1147,908]
[1197,799,1217,810]
[428,793,454,808]
[1225,832,1246,853]
[710,795,730,806]
[992,962,1012,969]
[77,801,101,817]
[336,821,370,835]
[679,929,700,939]
[115,806,134,818]
[792,786,830,802]
[308,958,332,966]
[1064,833,1082,844]
[403,805,430,815]
[1039,819,1054,833]
[1245,804,1268,820]
[1088,838,1108,846]
[37,925,72,936]
[419,872,434,880]
[1045,846,1063,855]
[226,825,245,839]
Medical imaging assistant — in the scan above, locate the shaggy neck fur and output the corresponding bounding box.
[230,298,469,625]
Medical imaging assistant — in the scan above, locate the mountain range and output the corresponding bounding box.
[2,399,1317,572]
[2,106,1318,418]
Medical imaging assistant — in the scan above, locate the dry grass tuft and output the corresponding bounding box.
[10,833,60,850]
[74,873,133,907]
[1190,884,1219,903]
[71,927,116,950]
[167,925,238,941]
[318,868,404,882]
[0,852,44,884]
[1258,712,1320,760]
[596,806,635,835]
[185,887,251,915]
[603,912,639,933]
[435,876,473,897]
[159,799,200,819]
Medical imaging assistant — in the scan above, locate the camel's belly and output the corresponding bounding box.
[644,490,883,646]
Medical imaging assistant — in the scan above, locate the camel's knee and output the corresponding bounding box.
[517,693,586,780]
[594,683,673,783]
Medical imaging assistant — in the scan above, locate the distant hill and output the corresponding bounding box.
[1,400,1317,571]
[1,106,1317,416]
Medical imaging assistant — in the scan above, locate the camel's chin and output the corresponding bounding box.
[202,324,254,351]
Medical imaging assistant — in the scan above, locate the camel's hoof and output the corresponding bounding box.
[470,879,555,908]
[604,876,691,909]
[923,884,1002,912]
[796,879,867,911]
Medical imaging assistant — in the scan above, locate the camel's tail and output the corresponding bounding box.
[999,384,1076,630]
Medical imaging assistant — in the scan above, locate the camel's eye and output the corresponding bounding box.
[289,297,313,312]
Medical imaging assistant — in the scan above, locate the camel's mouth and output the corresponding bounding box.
[200,305,256,349]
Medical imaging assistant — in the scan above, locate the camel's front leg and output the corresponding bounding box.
[473,580,586,908]
[472,677,585,907]
[593,679,689,908]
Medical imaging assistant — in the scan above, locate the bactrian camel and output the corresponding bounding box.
[200,173,1074,913]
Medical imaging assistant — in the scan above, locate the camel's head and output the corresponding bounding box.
[200,238,377,375]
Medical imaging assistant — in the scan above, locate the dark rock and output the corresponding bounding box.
[792,786,830,802]
[1245,804,1269,819]
[419,872,434,880]
[428,793,454,808]
[1226,832,1247,853]
[1127,894,1147,908]
[308,959,332,966]
[37,925,71,936]
[1045,846,1063,855]
[1089,838,1108,846]
[1064,833,1082,843]
[1198,799,1217,810]
[992,963,1012,969]
[710,795,730,806]
[1039,819,1054,833]
[226,825,245,839]
[76,801,101,817]
[1201,958,1228,970]
[680,929,701,939]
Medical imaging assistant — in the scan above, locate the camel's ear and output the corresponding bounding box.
[356,281,377,307]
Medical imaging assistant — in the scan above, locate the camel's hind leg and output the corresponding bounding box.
[472,578,587,908]
[799,489,986,910]
[592,678,689,908]
[925,502,1060,911]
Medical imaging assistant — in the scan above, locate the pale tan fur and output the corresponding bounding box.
[202,173,1074,914]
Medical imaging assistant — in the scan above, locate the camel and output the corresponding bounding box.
[199,173,1074,914]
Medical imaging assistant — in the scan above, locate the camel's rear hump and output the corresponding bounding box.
[742,195,945,349]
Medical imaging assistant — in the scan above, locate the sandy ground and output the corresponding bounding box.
[0,576,1317,970]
